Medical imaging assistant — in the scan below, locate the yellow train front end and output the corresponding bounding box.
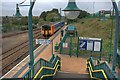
[41,24,53,37]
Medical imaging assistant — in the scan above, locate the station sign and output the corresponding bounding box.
[36,39,51,45]
[79,37,102,52]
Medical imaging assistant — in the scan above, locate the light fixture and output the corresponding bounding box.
[63,0,80,20]
[15,4,22,18]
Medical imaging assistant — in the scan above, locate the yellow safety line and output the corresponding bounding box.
[87,61,108,80]
[87,67,93,78]
[87,67,101,80]
[33,60,60,80]
[40,64,59,80]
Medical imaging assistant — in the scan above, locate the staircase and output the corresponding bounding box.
[54,71,90,79]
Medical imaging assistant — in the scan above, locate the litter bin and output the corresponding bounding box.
[54,43,59,52]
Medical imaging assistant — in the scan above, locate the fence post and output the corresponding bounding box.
[60,37,63,54]
[76,37,79,57]
[100,39,103,61]
[69,36,72,57]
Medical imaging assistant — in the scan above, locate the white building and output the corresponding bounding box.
[118,1,120,11]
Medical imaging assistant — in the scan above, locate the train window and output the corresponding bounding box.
[42,25,51,30]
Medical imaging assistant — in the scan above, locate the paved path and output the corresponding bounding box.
[59,54,88,74]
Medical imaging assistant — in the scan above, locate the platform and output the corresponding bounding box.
[1,26,67,79]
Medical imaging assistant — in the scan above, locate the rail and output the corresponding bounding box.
[22,55,61,79]
[87,61,108,80]
[34,60,60,80]
[87,57,119,80]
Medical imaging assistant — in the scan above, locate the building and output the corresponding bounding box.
[118,1,120,11]
[118,1,120,16]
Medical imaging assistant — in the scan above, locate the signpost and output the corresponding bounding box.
[36,39,54,57]
[79,37,102,60]
[79,37,102,52]
[36,39,51,45]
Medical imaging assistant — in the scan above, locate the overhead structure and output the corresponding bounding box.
[15,0,36,77]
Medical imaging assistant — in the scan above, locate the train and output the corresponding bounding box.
[41,21,65,37]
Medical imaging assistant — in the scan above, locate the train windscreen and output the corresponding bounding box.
[42,25,51,30]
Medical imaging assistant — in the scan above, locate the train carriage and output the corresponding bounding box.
[41,21,64,37]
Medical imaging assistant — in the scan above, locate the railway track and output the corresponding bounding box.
[2,28,41,54]
[1,29,43,76]
[2,28,40,38]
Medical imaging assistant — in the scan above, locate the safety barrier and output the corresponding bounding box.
[33,56,61,80]
[87,57,119,80]
[22,55,61,79]
[87,61,108,80]
[59,31,68,54]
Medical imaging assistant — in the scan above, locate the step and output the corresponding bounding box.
[54,71,90,79]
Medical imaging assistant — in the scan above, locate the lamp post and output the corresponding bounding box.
[15,4,22,18]
[15,0,36,77]
[15,4,22,30]
[108,7,114,63]
[63,0,80,56]
[111,0,119,71]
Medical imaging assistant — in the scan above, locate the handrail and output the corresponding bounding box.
[33,60,60,80]
[87,61,108,80]
[22,55,60,78]
[87,57,119,79]
[87,67,102,80]
[40,61,60,80]
[22,57,53,77]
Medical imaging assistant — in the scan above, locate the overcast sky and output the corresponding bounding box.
[1,0,120,16]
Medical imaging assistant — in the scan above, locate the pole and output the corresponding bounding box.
[93,2,95,17]
[111,1,119,71]
[76,37,79,57]
[28,0,36,77]
[108,8,114,63]
[52,40,54,57]
[60,8,62,21]
[69,36,72,57]
[100,39,102,61]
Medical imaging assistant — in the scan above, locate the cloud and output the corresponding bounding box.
[1,0,119,16]
[1,0,120,2]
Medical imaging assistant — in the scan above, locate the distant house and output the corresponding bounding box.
[99,10,120,17]
[99,10,111,17]
[118,1,120,11]
[118,1,120,16]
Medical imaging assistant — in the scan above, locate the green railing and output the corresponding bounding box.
[87,57,119,80]
[87,61,108,79]
[59,31,68,54]
[22,55,61,79]
[33,55,61,80]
